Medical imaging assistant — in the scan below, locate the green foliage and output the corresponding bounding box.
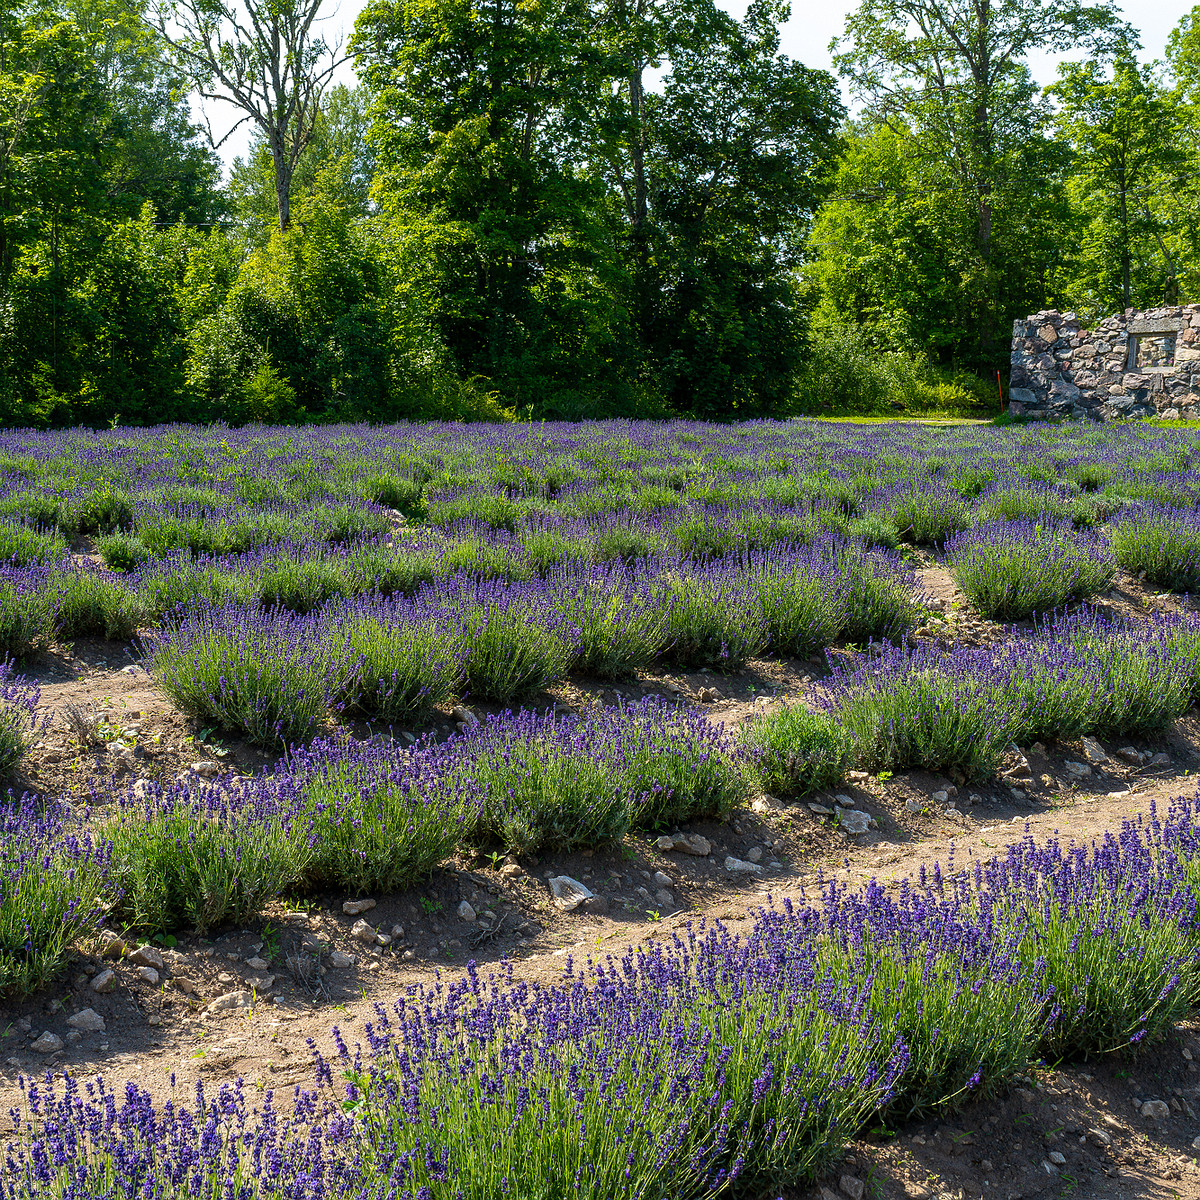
[52,571,145,640]
[739,704,852,798]
[105,792,302,935]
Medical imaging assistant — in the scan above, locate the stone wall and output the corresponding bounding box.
[1009,306,1200,420]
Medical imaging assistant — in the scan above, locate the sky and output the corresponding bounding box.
[206,0,1199,172]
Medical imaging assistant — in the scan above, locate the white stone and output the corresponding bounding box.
[1064,761,1091,778]
[808,803,834,815]
[129,945,164,970]
[548,876,593,911]
[189,761,220,778]
[654,889,674,907]
[245,956,268,971]
[931,790,949,804]
[724,856,765,876]
[350,919,377,943]
[1048,1151,1066,1165]
[904,798,923,814]
[1141,1099,1170,1119]
[746,847,764,863]
[67,1008,105,1033]
[328,951,355,968]
[839,809,871,835]
[31,1033,63,1053]
[457,901,477,923]
[90,968,116,994]
[343,898,377,915]
[834,794,854,806]
[206,990,253,1013]
[1081,736,1108,764]
[134,966,159,985]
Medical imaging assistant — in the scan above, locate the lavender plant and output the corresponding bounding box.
[1109,504,1200,593]
[0,795,109,997]
[148,602,341,747]
[102,777,308,934]
[946,520,1114,620]
[739,703,853,797]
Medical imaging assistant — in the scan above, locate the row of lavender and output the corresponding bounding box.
[5,606,1200,999]
[0,420,1197,581]
[6,800,1200,1199]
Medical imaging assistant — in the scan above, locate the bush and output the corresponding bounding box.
[551,563,673,678]
[0,661,42,773]
[103,778,305,935]
[739,704,852,798]
[148,602,339,747]
[748,545,845,657]
[835,541,921,642]
[97,531,149,571]
[1109,505,1200,592]
[946,520,1114,621]
[0,520,66,566]
[658,561,769,671]
[52,570,146,640]
[0,795,109,997]
[285,735,469,894]
[331,599,463,724]
[424,576,578,703]
[0,574,54,657]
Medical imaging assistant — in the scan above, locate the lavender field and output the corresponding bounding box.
[4,417,1200,1196]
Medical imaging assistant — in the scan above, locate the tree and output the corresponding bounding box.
[1049,44,1185,312]
[152,0,343,231]
[834,0,1129,361]
[638,0,844,416]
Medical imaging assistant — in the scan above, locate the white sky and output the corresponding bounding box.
[206,0,1198,172]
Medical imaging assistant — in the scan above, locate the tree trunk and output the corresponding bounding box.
[270,134,291,232]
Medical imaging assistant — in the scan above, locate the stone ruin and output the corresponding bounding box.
[1009,305,1200,421]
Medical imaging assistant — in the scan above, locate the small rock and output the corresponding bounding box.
[654,888,674,907]
[581,894,609,915]
[653,870,671,887]
[1150,752,1172,766]
[451,705,479,727]
[840,1176,865,1200]
[724,856,765,876]
[457,901,477,923]
[328,951,355,968]
[390,923,405,939]
[90,968,116,994]
[174,978,196,996]
[1064,761,1091,779]
[1041,1160,1058,1174]
[1116,746,1141,764]
[1087,1128,1112,1147]
[847,770,869,782]
[1081,736,1108,764]
[834,794,854,807]
[189,761,220,778]
[1141,1099,1170,1119]
[129,945,164,971]
[696,687,721,703]
[31,1033,63,1054]
[1048,1151,1066,1165]
[66,1009,105,1033]
[904,798,923,814]
[246,975,275,990]
[548,876,594,911]
[839,809,870,835]
[343,898,377,916]
[98,931,127,960]
[746,846,764,864]
[932,790,949,804]
[750,794,781,813]
[134,966,159,985]
[350,919,377,944]
[808,803,834,815]
[206,990,253,1013]
[245,956,268,971]
[376,933,391,946]
[500,863,523,878]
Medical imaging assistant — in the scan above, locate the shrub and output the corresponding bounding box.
[75,485,134,534]
[97,531,150,571]
[1109,505,1200,592]
[882,485,971,547]
[739,704,852,797]
[835,541,921,642]
[103,778,305,935]
[284,735,469,894]
[821,642,1014,779]
[0,520,66,566]
[946,520,1113,621]
[147,602,339,747]
[748,545,845,657]
[0,573,54,657]
[0,795,109,998]
[52,570,146,640]
[551,563,673,678]
[658,560,769,671]
[330,598,463,724]
[420,576,579,703]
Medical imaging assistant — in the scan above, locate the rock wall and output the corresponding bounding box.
[1010,306,1200,420]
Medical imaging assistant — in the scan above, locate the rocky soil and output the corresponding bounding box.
[3,567,1200,1199]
